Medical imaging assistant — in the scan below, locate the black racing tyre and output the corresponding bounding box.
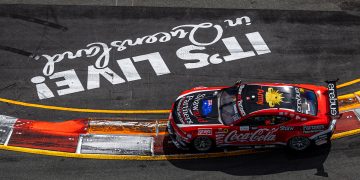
[192,136,213,152]
[288,136,311,151]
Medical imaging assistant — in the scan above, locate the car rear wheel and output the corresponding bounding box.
[288,136,311,151]
[192,136,213,152]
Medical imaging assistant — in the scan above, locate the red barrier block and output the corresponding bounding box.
[8,119,89,152]
[335,111,360,133]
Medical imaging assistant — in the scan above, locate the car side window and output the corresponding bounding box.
[239,115,290,126]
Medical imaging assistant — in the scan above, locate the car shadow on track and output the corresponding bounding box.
[163,138,331,177]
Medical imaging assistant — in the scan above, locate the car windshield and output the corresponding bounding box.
[294,87,318,115]
[219,86,240,125]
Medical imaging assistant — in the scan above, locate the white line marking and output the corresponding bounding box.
[353,109,360,121]
[150,137,155,156]
[132,52,170,76]
[87,66,125,90]
[246,32,271,55]
[155,120,159,136]
[117,58,141,82]
[4,128,13,146]
[222,36,255,61]
[75,135,83,154]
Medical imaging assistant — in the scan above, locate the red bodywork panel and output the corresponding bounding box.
[169,82,335,148]
[9,119,88,152]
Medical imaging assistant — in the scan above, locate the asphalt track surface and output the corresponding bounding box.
[0,3,360,180]
[0,4,360,121]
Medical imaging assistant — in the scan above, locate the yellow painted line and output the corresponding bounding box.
[0,145,260,160]
[0,97,170,114]
[336,77,360,99]
[339,104,360,112]
[338,91,360,100]
[337,78,360,89]
[331,128,360,140]
[338,93,355,100]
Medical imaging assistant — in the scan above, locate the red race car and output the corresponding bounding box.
[168,80,339,152]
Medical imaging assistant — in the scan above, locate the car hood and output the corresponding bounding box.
[173,90,221,125]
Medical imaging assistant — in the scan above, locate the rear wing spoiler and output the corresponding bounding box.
[325,79,339,116]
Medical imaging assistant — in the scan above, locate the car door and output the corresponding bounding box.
[252,115,292,145]
[224,115,291,146]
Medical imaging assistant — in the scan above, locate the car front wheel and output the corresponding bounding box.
[192,136,213,152]
[288,136,311,151]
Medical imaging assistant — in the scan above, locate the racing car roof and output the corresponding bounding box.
[238,84,300,116]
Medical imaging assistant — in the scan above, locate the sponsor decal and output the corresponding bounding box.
[233,103,239,114]
[201,99,213,116]
[190,93,208,123]
[176,97,185,124]
[295,87,302,113]
[237,85,246,116]
[314,134,328,145]
[256,89,264,105]
[198,128,212,135]
[215,128,228,144]
[217,128,229,134]
[240,126,250,131]
[238,85,245,95]
[279,126,294,131]
[178,95,194,124]
[192,94,206,111]
[29,16,271,100]
[193,110,207,123]
[327,82,339,116]
[265,88,284,107]
[224,128,278,143]
[303,125,325,134]
[238,99,246,116]
[232,103,239,121]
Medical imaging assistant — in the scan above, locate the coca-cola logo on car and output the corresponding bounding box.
[224,128,278,143]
